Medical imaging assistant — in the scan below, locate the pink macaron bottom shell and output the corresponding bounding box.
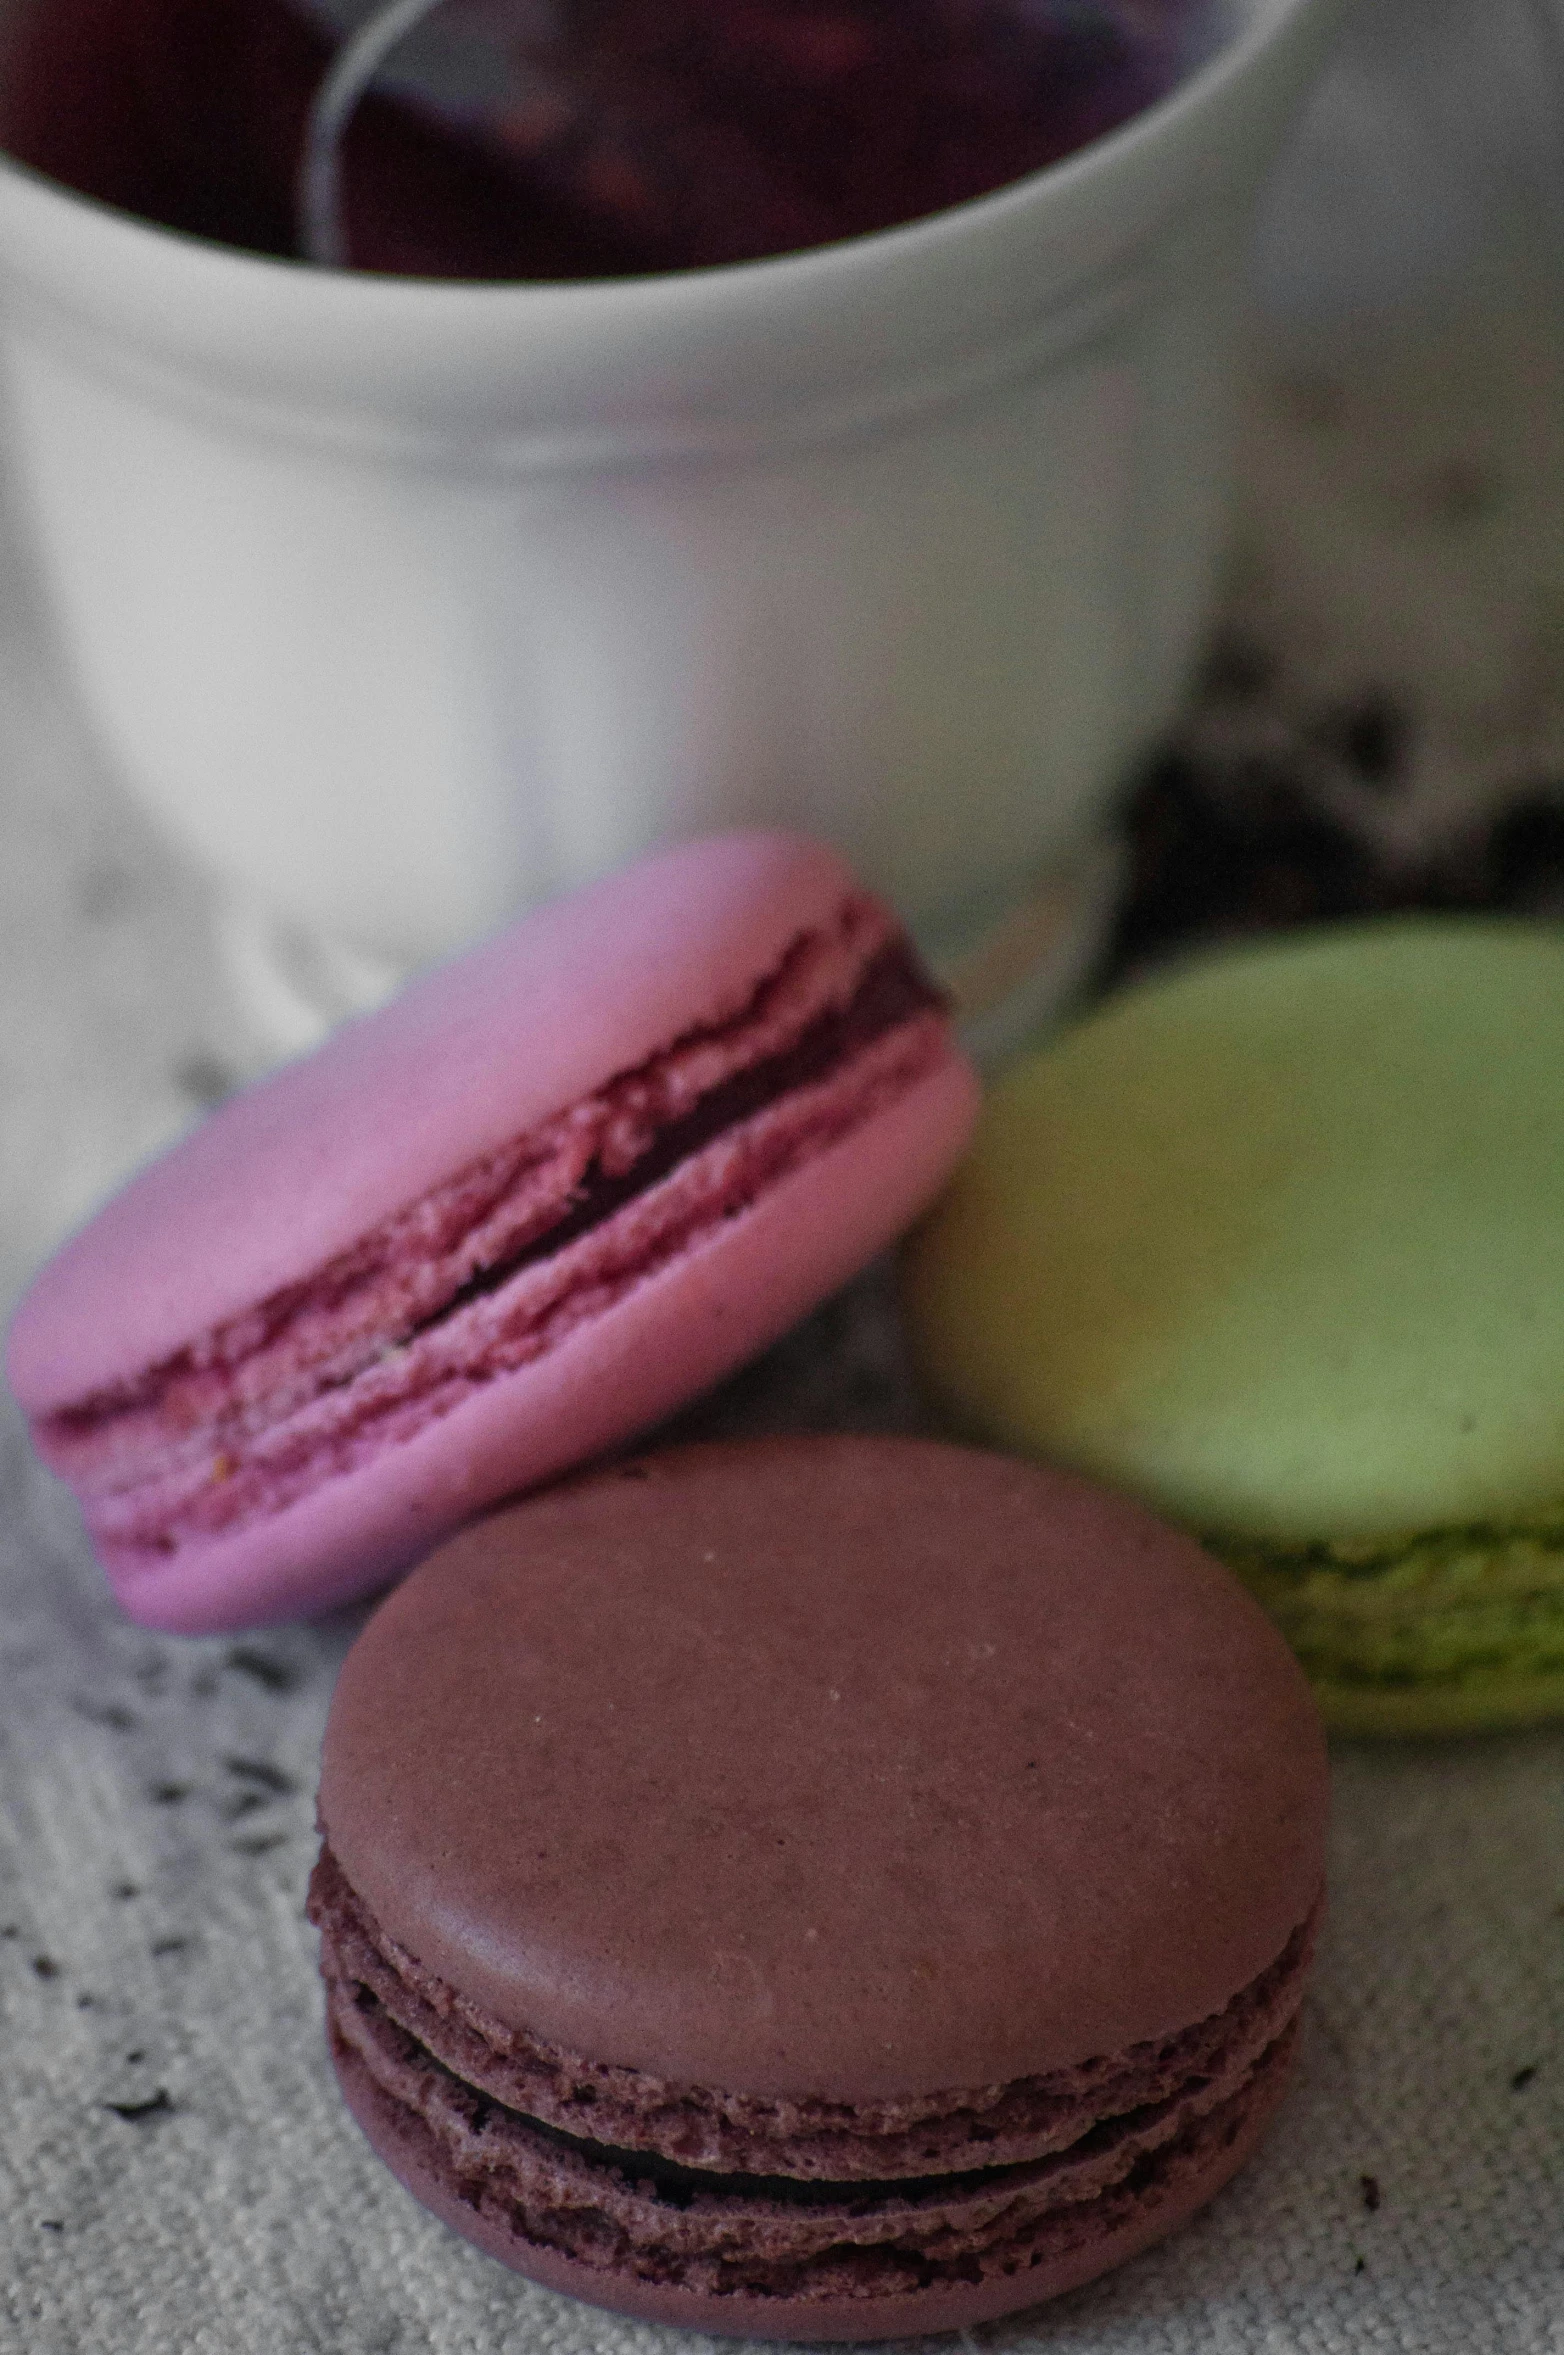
[99,1052,978,1632]
[327,2014,1299,2342]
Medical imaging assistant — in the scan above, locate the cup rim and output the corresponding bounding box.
[0,0,1339,307]
[0,0,1351,450]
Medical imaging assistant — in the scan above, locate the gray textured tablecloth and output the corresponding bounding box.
[4,301,1564,2351]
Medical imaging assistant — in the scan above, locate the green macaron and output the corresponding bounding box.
[903,917,1564,1736]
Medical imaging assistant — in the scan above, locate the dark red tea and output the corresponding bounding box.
[0,0,1229,278]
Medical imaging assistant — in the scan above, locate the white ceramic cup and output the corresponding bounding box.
[0,0,1348,1048]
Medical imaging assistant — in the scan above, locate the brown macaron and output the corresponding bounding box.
[309,1437,1328,2341]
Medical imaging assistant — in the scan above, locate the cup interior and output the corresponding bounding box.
[0,0,1270,281]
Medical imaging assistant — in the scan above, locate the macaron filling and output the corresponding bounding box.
[1220,1516,1564,1733]
[311,1847,1320,2308]
[31,900,944,1570]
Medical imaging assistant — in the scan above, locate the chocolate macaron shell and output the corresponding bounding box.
[313,1438,1327,2334]
[318,1439,1327,2099]
[7,832,875,1409]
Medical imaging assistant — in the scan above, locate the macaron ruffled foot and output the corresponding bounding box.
[1223,1516,1564,1737]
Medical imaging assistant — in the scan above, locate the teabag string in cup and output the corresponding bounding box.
[299,0,447,264]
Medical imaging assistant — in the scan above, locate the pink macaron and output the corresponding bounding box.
[8,833,978,1634]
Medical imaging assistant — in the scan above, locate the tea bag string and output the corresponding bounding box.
[298,0,447,266]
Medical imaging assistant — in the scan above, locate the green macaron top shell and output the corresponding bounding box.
[905,919,1564,1550]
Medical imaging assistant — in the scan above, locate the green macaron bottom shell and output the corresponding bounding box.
[1215,1514,1564,1737]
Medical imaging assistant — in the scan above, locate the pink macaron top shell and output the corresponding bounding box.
[7,833,864,1413]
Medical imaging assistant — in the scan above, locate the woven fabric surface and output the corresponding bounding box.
[4,304,1564,2350]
